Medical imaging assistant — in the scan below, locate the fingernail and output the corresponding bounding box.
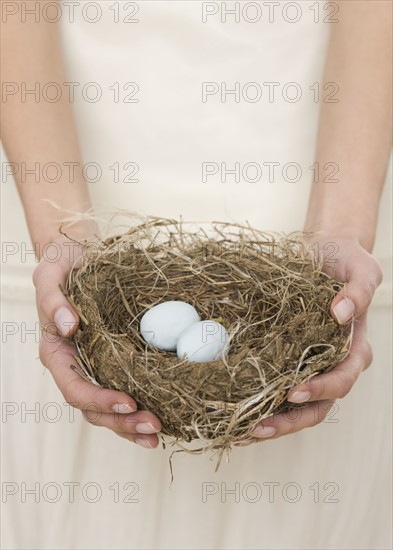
[54,306,77,337]
[112,403,136,414]
[136,422,158,434]
[252,426,277,438]
[288,390,311,403]
[136,438,153,449]
[333,297,355,324]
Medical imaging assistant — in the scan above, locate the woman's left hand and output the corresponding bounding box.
[250,233,383,441]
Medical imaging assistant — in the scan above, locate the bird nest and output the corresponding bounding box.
[62,216,351,468]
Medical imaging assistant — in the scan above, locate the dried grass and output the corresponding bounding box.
[62,216,351,469]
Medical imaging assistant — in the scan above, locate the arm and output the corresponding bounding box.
[1,3,161,447]
[251,0,392,440]
[304,0,392,252]
[1,2,94,250]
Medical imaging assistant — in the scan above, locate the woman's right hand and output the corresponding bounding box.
[32,236,162,449]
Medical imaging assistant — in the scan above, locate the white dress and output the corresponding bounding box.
[1,2,392,549]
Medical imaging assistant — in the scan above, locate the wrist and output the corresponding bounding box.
[32,219,100,261]
[303,217,375,252]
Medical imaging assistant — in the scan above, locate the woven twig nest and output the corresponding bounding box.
[63,217,351,467]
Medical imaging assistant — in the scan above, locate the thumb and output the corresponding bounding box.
[330,252,383,325]
[33,252,80,337]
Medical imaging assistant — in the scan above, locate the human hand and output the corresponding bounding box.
[250,233,383,441]
[33,236,161,448]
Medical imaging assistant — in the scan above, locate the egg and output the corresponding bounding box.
[177,320,229,363]
[140,301,200,351]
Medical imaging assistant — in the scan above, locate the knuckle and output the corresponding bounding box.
[37,292,56,317]
[365,262,383,300]
[38,343,49,369]
[309,380,326,401]
[62,390,75,408]
[365,280,377,300]
[336,378,353,399]
[366,280,376,299]
[32,262,44,288]
[360,339,373,370]
[62,379,81,409]
[373,261,384,286]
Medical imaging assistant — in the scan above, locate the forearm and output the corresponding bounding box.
[1,1,95,258]
[305,0,392,252]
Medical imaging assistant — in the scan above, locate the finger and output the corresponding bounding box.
[330,253,383,324]
[33,250,80,337]
[250,400,335,440]
[114,431,160,449]
[288,314,372,403]
[40,337,139,415]
[83,409,161,435]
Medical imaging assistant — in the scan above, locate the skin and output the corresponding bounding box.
[1,1,391,448]
[251,0,392,441]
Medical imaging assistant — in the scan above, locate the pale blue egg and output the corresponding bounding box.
[140,301,200,351]
[177,320,228,363]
